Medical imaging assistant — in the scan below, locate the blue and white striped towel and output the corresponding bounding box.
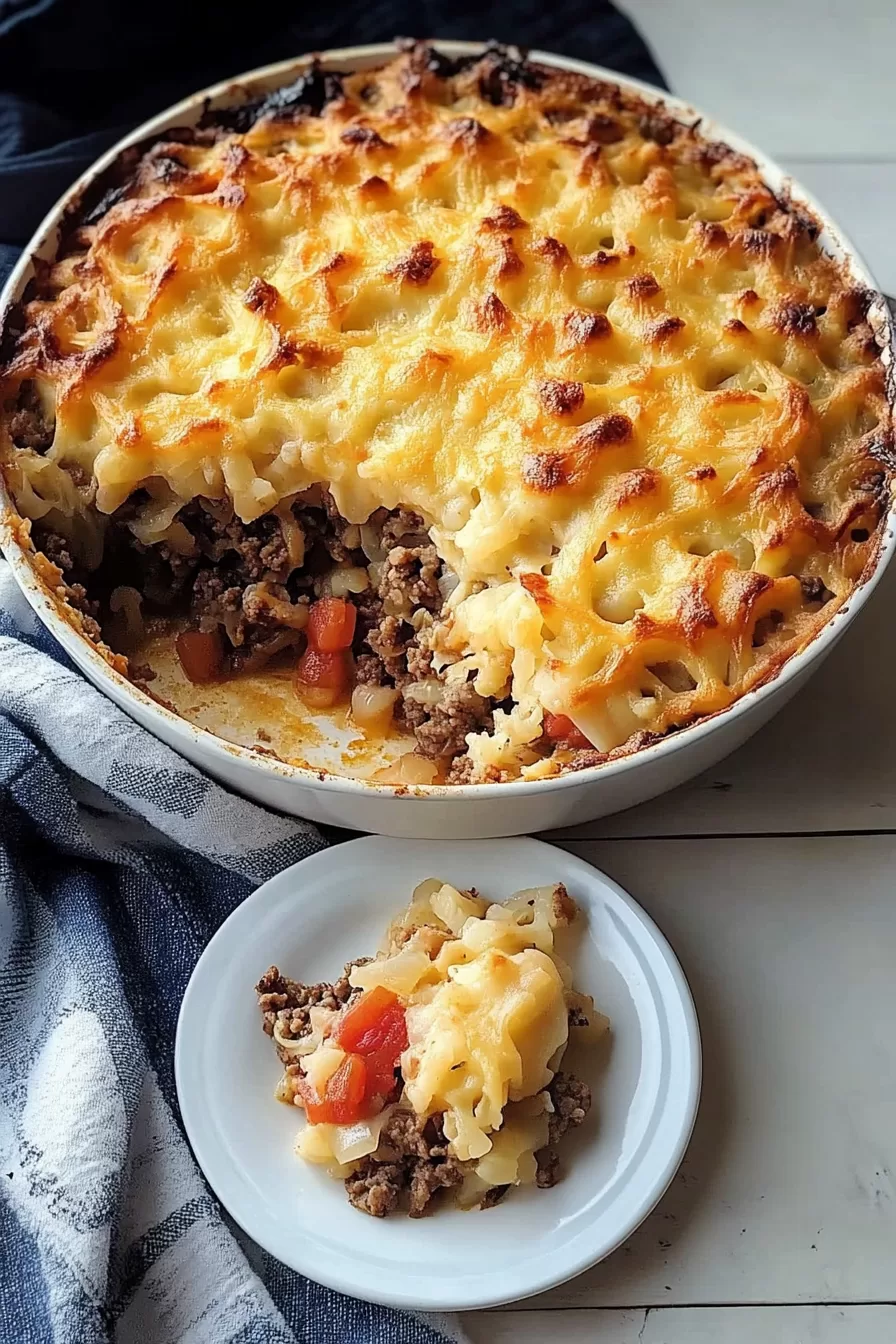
[0,563,463,1344]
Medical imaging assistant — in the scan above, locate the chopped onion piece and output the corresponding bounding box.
[108,586,144,642]
[330,1105,395,1164]
[329,566,370,597]
[437,570,459,602]
[351,683,398,730]
[401,678,444,707]
[359,523,385,562]
[295,1105,395,1167]
[373,753,439,785]
[349,945,434,996]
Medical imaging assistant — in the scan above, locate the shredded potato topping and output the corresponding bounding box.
[2,42,891,776]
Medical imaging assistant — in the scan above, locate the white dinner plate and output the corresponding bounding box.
[175,836,701,1311]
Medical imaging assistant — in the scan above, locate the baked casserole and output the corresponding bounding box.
[1,40,892,785]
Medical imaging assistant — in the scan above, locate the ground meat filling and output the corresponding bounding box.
[534,1071,592,1188]
[378,544,442,620]
[255,961,367,1060]
[7,380,54,452]
[344,1111,468,1218]
[344,1078,592,1215]
[30,488,503,776]
[37,529,103,640]
[344,1161,405,1218]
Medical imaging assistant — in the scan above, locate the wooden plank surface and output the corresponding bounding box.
[461,1305,896,1343]
[524,837,896,1308]
[619,0,896,161]
[782,160,896,296]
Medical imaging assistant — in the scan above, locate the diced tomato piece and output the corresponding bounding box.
[333,986,408,1056]
[294,646,350,708]
[298,1053,369,1125]
[333,987,408,1107]
[175,628,224,683]
[364,1045,403,1103]
[543,711,593,750]
[308,597,357,653]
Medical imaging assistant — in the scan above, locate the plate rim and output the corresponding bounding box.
[174,836,702,1310]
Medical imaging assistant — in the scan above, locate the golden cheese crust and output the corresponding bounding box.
[1,41,893,777]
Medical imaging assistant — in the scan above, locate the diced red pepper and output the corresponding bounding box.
[543,711,593,750]
[308,597,357,653]
[175,628,224,683]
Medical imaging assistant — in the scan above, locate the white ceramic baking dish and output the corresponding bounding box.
[1,40,893,838]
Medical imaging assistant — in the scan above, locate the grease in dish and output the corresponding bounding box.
[255,877,607,1216]
[2,40,891,785]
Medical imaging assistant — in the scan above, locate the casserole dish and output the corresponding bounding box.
[1,40,892,836]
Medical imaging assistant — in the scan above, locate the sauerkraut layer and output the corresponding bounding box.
[1,41,892,782]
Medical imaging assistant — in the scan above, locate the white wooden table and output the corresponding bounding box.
[462,4,896,1339]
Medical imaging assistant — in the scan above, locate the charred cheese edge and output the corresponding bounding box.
[1,43,892,777]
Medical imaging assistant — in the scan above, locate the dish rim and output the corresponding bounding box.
[173,834,703,1309]
[0,37,893,802]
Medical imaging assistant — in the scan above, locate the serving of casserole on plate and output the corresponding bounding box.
[174,837,700,1309]
[256,875,607,1217]
[0,39,892,832]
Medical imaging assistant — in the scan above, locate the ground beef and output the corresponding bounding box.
[190,507,292,583]
[66,584,102,641]
[34,525,103,645]
[255,963,359,1059]
[345,1160,405,1217]
[412,681,494,759]
[346,1111,467,1218]
[408,1155,465,1216]
[193,571,247,640]
[295,490,356,564]
[535,1148,560,1189]
[182,498,354,663]
[39,530,74,574]
[534,1071,592,1188]
[378,544,442,619]
[380,508,429,550]
[565,748,608,773]
[383,1110,453,1161]
[405,637,433,680]
[354,652,386,685]
[546,1071,591,1144]
[445,753,476,785]
[8,380,54,452]
[38,483,501,773]
[366,611,413,682]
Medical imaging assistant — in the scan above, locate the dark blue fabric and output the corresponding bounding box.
[0,576,454,1343]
